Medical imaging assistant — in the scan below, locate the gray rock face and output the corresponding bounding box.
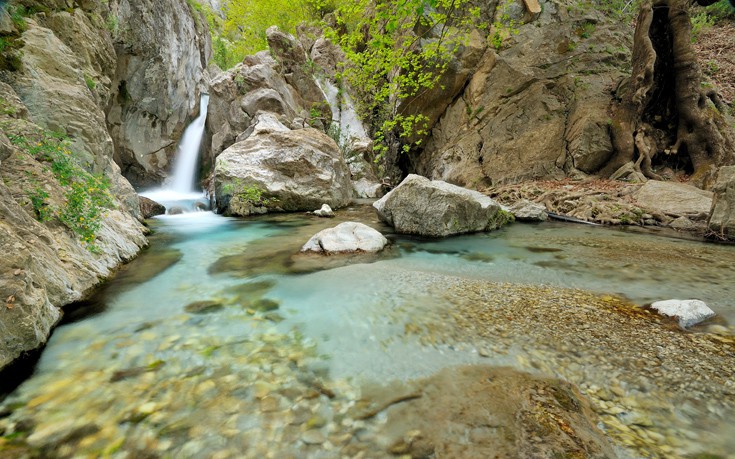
[634,180,713,220]
[650,299,715,329]
[410,3,629,186]
[373,174,508,237]
[107,0,211,187]
[301,222,388,253]
[214,114,352,212]
[0,127,147,371]
[206,27,331,164]
[139,196,166,219]
[708,166,735,240]
[509,199,548,221]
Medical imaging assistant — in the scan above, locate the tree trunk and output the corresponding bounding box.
[602,0,735,188]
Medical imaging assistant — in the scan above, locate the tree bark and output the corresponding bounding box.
[602,0,735,188]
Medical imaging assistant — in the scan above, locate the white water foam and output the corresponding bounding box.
[140,94,210,213]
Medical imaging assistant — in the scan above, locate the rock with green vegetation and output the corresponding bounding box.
[0,74,147,373]
[708,166,735,240]
[301,222,387,254]
[205,29,331,163]
[373,174,510,237]
[214,113,352,213]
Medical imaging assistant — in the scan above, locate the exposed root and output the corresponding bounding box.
[485,179,670,226]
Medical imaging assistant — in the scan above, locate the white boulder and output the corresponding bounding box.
[650,299,715,328]
[301,222,388,254]
[313,204,334,218]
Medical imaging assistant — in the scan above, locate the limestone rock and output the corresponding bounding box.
[373,174,508,237]
[650,299,715,328]
[708,166,735,240]
[139,196,166,219]
[509,199,548,221]
[206,47,330,162]
[214,114,352,213]
[266,27,329,126]
[301,222,388,254]
[634,180,713,220]
[410,3,630,186]
[352,178,384,199]
[313,204,334,218]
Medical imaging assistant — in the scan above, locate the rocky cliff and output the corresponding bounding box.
[408,1,631,187]
[0,0,209,371]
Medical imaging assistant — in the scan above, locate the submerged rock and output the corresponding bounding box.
[650,299,715,328]
[361,365,616,458]
[373,174,510,237]
[708,166,735,240]
[139,196,165,219]
[301,222,388,254]
[185,301,224,314]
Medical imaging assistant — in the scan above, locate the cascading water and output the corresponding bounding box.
[141,94,210,213]
[317,78,369,146]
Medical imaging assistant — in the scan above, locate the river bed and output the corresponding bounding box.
[1,205,734,458]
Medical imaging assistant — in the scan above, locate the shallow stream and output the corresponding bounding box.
[2,205,734,458]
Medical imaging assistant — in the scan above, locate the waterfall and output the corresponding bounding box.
[140,94,210,214]
[169,94,209,193]
[317,79,369,146]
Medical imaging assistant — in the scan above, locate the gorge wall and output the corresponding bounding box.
[407,1,632,187]
[0,0,210,371]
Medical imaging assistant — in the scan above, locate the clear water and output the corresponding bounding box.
[2,209,734,458]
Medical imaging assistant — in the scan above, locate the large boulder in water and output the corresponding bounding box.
[373,174,510,237]
[708,166,735,240]
[213,113,353,213]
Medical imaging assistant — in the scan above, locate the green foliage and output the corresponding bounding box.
[222,180,274,206]
[691,10,715,42]
[105,14,119,34]
[10,131,115,250]
[491,0,520,50]
[84,74,96,91]
[29,186,50,221]
[325,0,480,159]
[221,0,325,63]
[9,6,29,32]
